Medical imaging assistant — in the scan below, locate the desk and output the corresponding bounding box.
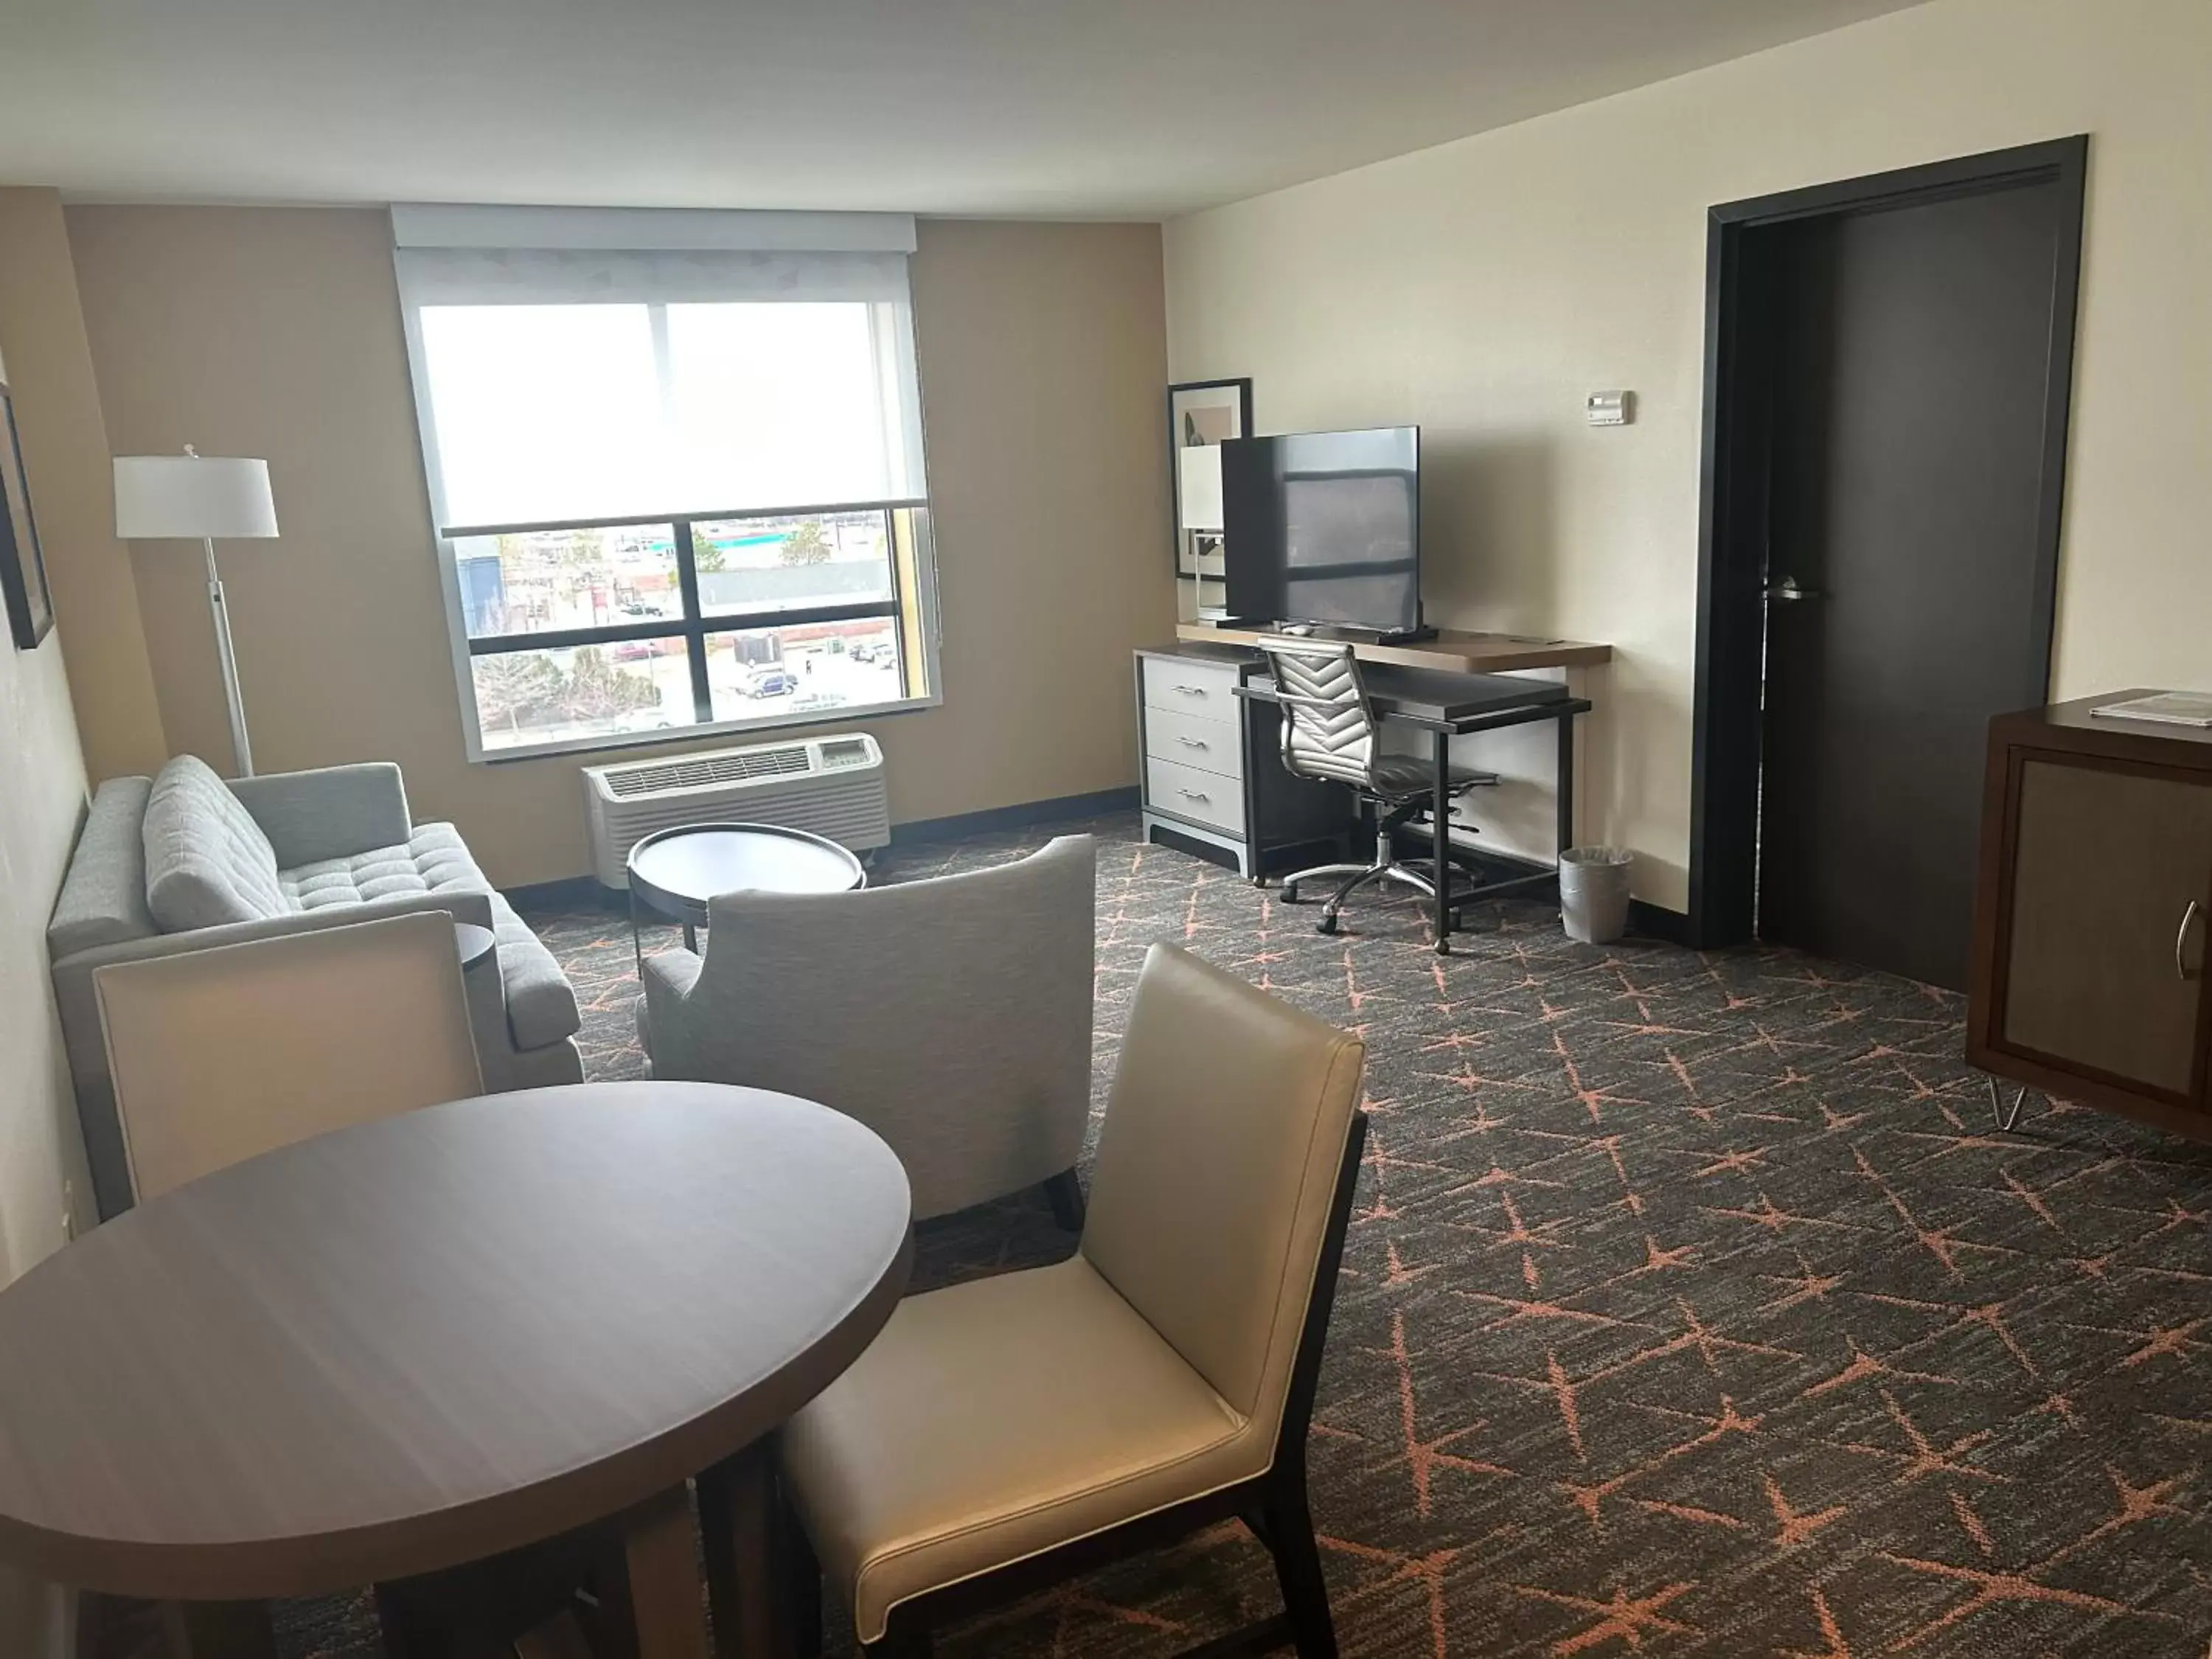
[1236,665,1592,953]
[0,1082,912,1658]
[1177,622,1611,675]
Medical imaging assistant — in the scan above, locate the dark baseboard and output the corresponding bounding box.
[888,786,1140,847]
[507,873,616,912]
[1630,899,1693,945]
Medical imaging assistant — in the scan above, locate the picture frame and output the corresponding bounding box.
[0,364,55,652]
[1167,377,1252,615]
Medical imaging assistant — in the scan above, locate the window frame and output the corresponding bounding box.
[394,248,942,765]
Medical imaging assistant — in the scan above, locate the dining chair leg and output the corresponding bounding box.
[1042,1168,1086,1232]
[162,1599,278,1659]
[698,1442,787,1659]
[1261,1482,1339,1659]
[621,1483,710,1659]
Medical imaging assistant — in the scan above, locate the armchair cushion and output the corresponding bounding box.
[142,755,287,931]
[780,1256,1251,1645]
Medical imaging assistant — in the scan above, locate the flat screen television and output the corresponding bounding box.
[1221,425,1421,634]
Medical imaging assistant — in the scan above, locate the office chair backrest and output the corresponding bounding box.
[1082,942,1366,1432]
[1256,636,1381,790]
[95,911,484,1201]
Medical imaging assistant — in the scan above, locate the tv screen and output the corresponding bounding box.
[1221,426,1419,632]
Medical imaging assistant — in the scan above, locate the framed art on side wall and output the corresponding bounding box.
[0,358,54,651]
[1168,378,1251,619]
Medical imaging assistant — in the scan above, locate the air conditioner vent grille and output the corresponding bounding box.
[604,746,810,797]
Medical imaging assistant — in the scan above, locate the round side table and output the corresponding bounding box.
[625,822,866,973]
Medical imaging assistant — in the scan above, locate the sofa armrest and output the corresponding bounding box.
[228,762,412,866]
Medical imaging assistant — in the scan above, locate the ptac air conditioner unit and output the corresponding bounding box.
[582,733,889,888]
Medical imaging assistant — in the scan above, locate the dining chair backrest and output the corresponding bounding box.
[94,911,483,1202]
[1256,635,1382,790]
[1079,942,1366,1431]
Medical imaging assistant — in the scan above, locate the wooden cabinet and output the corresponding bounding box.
[1969,693,2212,1139]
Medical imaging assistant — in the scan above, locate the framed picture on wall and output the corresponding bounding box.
[0,361,55,652]
[1168,377,1252,615]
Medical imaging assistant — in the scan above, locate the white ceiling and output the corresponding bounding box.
[2,0,1926,219]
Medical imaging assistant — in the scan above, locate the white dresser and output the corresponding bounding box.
[1134,646,1349,879]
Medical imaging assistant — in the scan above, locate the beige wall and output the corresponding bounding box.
[0,206,100,1659]
[1164,0,2212,910]
[0,190,165,782]
[66,209,1173,886]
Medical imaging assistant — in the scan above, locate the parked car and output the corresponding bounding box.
[739,666,796,698]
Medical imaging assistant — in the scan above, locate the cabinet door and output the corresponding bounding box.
[1999,756,2212,1100]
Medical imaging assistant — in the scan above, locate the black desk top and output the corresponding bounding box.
[1352,665,1572,722]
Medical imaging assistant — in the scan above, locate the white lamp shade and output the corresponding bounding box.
[1177,445,1225,533]
[114,455,279,540]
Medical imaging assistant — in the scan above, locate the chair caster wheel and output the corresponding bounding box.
[1317,913,1340,936]
[1280,887,1303,904]
[1433,938,1453,956]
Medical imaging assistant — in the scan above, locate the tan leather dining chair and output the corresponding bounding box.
[94,911,483,1203]
[779,942,1369,1658]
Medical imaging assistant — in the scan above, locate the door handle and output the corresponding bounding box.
[1764,576,1823,602]
[2177,899,2204,981]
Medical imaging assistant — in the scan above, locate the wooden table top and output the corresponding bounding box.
[0,1082,912,1601]
[1172,623,1612,674]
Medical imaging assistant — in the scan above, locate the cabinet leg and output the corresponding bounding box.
[1988,1076,2033,1132]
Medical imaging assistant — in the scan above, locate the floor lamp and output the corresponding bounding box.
[114,449,280,777]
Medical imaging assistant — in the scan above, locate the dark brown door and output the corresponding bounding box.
[1750,180,2067,990]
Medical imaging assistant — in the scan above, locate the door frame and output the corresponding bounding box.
[1685,135,2089,950]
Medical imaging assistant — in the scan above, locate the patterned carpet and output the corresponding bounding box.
[270,811,2210,1658]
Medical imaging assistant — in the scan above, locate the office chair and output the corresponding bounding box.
[1257,635,1498,939]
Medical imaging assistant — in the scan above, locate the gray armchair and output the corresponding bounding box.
[638,835,1096,1224]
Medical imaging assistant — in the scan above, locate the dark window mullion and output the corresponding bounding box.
[673,519,712,723]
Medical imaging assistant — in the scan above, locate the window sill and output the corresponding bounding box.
[471,692,942,765]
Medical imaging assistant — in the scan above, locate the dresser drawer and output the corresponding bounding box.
[1145,706,1242,781]
[1141,656,1242,720]
[1146,756,1245,835]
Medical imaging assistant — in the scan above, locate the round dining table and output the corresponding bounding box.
[0,1081,914,1658]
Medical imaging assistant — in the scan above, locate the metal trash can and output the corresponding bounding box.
[1559,846,1634,945]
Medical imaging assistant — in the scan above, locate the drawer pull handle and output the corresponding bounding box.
[1175,736,1209,750]
[1173,684,1209,697]
[1178,788,1211,802]
[2177,899,2204,981]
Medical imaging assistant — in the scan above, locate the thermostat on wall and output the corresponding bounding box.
[1585,391,1633,426]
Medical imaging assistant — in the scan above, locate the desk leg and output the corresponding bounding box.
[699,1440,789,1659]
[1432,730,1452,955]
[622,1483,711,1659]
[164,1600,276,1659]
[1557,711,1577,860]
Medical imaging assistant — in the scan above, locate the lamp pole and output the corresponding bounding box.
[201,531,253,777]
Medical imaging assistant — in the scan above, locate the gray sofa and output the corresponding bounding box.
[48,754,583,1219]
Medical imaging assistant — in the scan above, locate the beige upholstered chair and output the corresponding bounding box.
[638,835,1096,1225]
[779,942,1368,1658]
[94,911,483,1201]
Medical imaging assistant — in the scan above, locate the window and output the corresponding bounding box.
[394,208,938,759]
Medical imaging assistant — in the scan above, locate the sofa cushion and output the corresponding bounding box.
[281,821,487,911]
[277,822,580,1051]
[49,777,159,959]
[143,756,288,931]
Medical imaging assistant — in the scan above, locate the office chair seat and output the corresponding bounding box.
[1366,755,1499,799]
